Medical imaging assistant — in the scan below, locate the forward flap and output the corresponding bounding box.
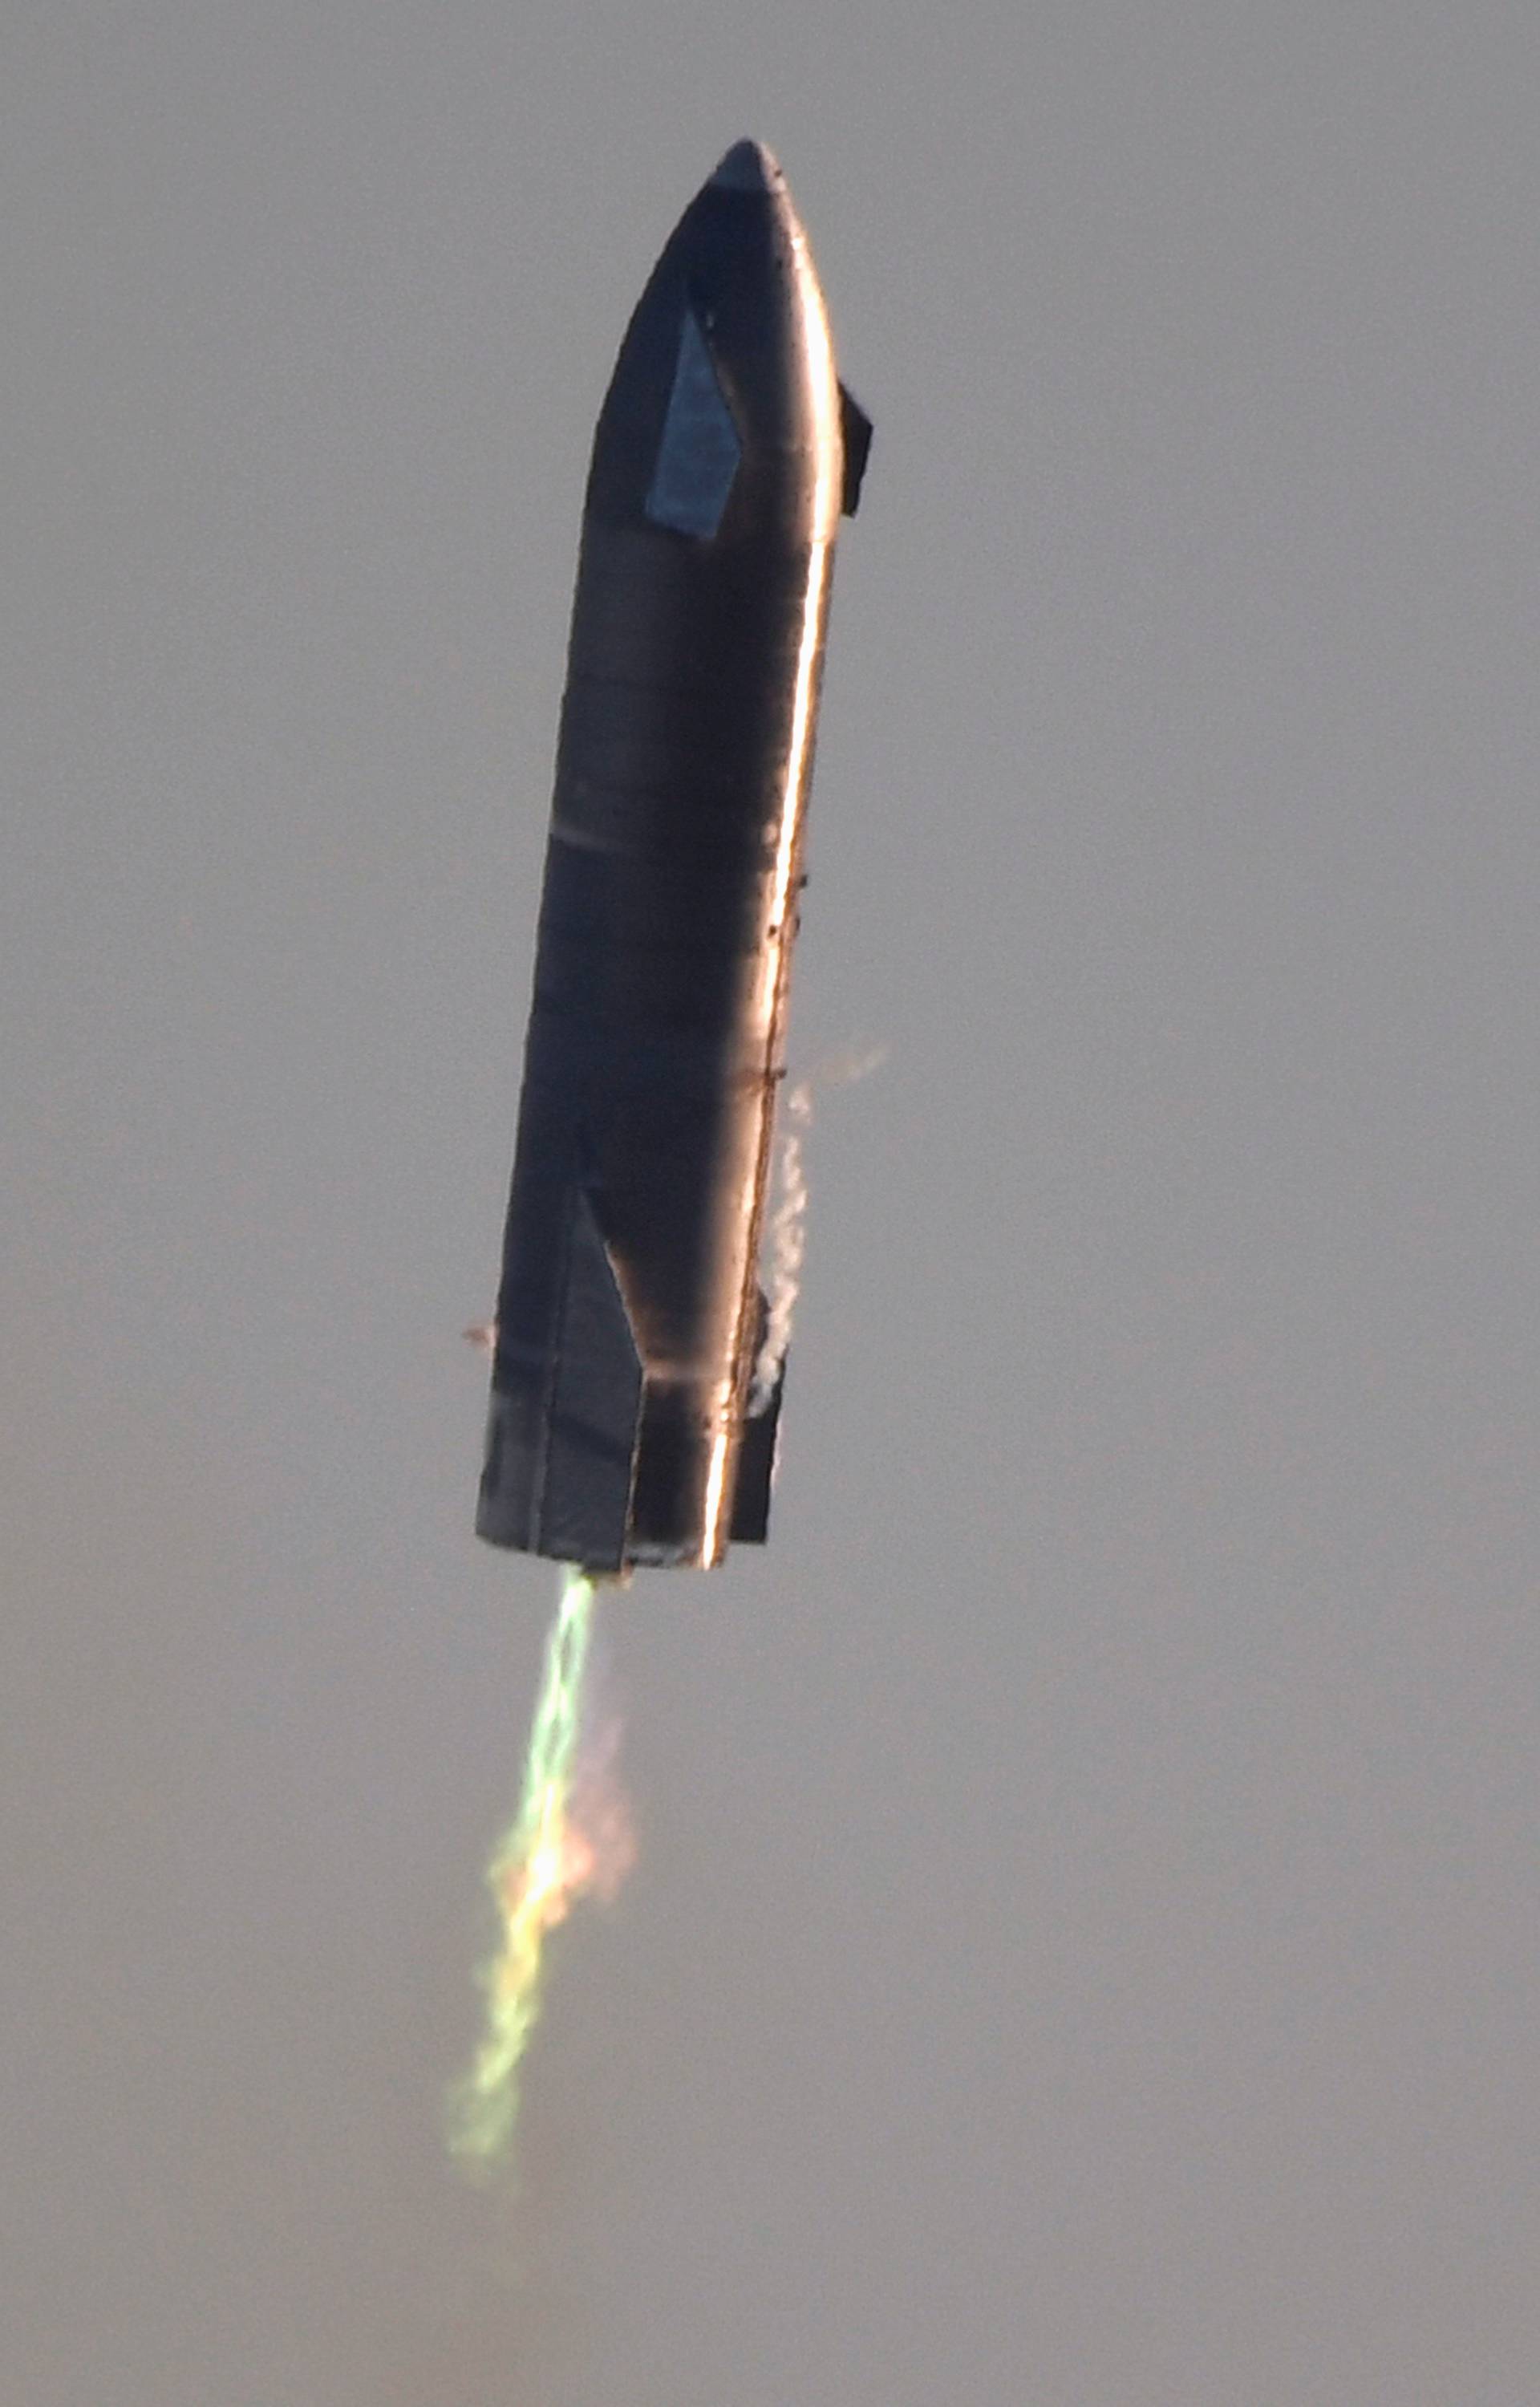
[838,383,873,517]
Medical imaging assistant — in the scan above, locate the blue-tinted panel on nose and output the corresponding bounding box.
[644,308,741,539]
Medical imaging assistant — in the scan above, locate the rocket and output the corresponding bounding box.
[477,139,870,1574]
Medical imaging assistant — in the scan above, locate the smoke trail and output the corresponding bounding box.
[749,1080,813,1412]
[448,1565,631,2172]
[750,1044,886,1414]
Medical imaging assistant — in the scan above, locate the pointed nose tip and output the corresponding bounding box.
[710,137,782,193]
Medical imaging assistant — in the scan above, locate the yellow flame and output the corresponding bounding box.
[448,1567,632,2171]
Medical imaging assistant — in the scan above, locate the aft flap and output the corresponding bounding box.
[838,383,873,517]
[541,1187,645,1569]
[732,1346,785,1545]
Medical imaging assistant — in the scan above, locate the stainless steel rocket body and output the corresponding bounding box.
[478,141,869,1573]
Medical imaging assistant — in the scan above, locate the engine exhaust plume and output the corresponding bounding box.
[448,1565,632,2172]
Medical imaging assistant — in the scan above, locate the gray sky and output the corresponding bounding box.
[5,5,1538,2401]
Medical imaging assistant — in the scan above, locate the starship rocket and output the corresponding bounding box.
[477,139,870,1575]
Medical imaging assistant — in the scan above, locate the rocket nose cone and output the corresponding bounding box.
[709,137,782,193]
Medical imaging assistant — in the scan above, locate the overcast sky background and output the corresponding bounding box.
[6,6,1539,2401]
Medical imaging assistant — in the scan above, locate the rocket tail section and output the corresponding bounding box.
[477,1187,644,1572]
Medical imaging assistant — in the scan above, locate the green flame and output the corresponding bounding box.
[449,1565,600,2170]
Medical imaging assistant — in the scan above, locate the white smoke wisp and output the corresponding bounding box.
[748,1043,886,1415]
[748,1079,812,1414]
